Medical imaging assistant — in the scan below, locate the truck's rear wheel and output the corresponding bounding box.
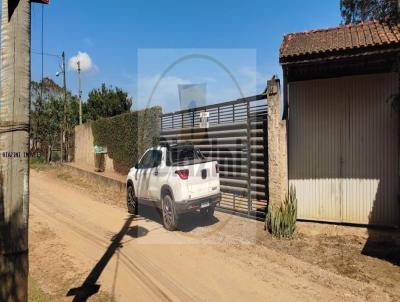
[127,185,138,215]
[200,206,215,221]
[162,194,178,231]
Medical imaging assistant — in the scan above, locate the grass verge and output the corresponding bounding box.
[28,276,51,302]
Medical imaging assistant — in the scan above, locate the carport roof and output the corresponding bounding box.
[280,20,400,64]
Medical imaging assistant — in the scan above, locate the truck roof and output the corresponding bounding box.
[159,141,195,149]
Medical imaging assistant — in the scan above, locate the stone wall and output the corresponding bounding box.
[74,123,114,173]
[267,77,288,206]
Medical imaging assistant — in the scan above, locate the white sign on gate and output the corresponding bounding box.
[199,111,209,128]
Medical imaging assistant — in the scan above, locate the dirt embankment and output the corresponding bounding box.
[29,166,400,301]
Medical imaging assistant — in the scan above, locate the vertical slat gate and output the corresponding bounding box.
[246,101,252,215]
[160,95,268,219]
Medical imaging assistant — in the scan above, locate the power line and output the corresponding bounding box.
[32,50,60,58]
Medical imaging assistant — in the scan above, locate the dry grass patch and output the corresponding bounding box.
[28,276,51,302]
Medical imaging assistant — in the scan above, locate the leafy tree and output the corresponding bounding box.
[31,78,64,151]
[30,78,79,161]
[41,97,64,152]
[340,0,399,24]
[84,84,133,121]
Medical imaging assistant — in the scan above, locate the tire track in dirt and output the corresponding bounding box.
[30,199,200,302]
[31,169,387,302]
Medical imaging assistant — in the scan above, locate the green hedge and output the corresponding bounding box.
[92,107,161,174]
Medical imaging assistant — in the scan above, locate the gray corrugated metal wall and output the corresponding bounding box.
[289,73,399,226]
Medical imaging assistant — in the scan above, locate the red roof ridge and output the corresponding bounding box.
[280,19,400,61]
[282,19,395,39]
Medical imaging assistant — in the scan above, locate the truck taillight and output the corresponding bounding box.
[175,169,189,180]
[215,163,219,174]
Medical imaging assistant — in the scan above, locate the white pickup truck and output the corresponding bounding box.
[126,143,221,230]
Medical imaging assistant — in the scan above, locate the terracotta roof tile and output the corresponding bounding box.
[280,20,400,62]
[356,24,366,45]
[364,24,373,46]
[393,25,400,40]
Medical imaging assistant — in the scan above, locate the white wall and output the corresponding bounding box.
[74,123,115,173]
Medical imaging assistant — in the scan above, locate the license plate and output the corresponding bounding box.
[200,202,210,208]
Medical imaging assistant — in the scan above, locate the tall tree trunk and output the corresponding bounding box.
[0,1,31,301]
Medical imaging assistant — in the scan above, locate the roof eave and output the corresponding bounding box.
[280,45,400,66]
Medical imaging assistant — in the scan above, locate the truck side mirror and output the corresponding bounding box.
[134,163,139,169]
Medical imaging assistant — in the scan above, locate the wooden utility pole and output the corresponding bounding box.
[0,1,31,301]
[61,51,67,162]
[78,61,82,125]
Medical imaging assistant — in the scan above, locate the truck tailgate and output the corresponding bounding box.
[182,161,220,199]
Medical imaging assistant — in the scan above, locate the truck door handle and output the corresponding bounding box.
[154,170,159,176]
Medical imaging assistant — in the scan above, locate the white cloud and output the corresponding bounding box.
[68,51,96,72]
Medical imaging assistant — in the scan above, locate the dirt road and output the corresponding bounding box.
[29,169,389,302]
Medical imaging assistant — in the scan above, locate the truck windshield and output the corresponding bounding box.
[169,146,205,164]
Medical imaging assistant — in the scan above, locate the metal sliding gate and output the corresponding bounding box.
[160,94,268,219]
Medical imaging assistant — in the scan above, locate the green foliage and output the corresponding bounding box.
[92,107,161,174]
[31,79,133,163]
[29,154,48,171]
[51,151,61,162]
[340,0,399,24]
[85,83,133,121]
[31,78,79,160]
[266,186,297,239]
[30,154,45,165]
[31,78,63,151]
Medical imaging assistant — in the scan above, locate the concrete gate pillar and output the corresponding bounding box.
[266,77,288,207]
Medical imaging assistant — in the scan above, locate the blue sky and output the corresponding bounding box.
[30,0,341,112]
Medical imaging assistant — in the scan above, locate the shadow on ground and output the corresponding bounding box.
[126,225,149,238]
[361,228,400,266]
[65,205,220,301]
[137,204,219,232]
[66,214,147,302]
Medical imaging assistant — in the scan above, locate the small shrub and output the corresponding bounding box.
[29,154,49,171]
[51,151,60,162]
[266,186,297,239]
[30,154,45,165]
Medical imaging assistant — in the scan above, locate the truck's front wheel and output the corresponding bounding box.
[162,194,178,231]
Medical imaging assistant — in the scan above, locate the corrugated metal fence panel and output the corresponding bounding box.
[289,78,342,222]
[289,73,399,226]
[341,73,399,225]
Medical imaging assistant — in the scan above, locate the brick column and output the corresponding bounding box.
[267,77,288,207]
